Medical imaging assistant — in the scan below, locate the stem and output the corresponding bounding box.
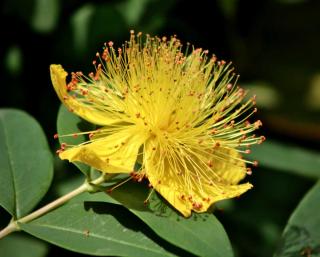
[0,221,18,238]
[18,183,88,224]
[0,174,110,239]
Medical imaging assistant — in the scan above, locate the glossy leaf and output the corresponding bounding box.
[250,140,320,178]
[57,178,233,257]
[275,182,320,256]
[0,109,53,218]
[106,182,234,257]
[20,195,175,257]
[0,233,48,257]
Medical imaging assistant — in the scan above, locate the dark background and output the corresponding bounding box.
[1,0,320,256]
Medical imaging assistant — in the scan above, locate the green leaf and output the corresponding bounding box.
[250,140,320,179]
[117,0,150,25]
[0,233,48,257]
[0,109,53,218]
[108,182,234,257]
[31,0,60,33]
[275,182,320,256]
[56,104,95,177]
[69,3,127,60]
[20,194,175,257]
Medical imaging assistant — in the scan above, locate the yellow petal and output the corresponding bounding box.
[144,142,252,217]
[60,128,145,173]
[50,64,115,126]
[210,148,247,185]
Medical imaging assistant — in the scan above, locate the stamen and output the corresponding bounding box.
[106,176,132,193]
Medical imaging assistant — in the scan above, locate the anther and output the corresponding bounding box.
[53,133,59,139]
[254,120,262,129]
[259,136,266,144]
[252,95,257,105]
[192,202,203,210]
[210,129,217,134]
[253,161,259,167]
[246,168,252,175]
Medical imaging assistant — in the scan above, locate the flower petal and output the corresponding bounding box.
[210,148,247,185]
[60,128,145,173]
[144,142,252,217]
[50,64,115,126]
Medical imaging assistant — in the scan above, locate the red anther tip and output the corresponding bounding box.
[60,143,66,149]
[245,149,251,154]
[192,202,203,210]
[253,161,259,167]
[73,133,78,138]
[143,200,149,205]
[106,189,112,194]
[254,120,263,129]
[210,129,217,134]
[226,83,233,90]
[108,41,114,47]
[246,168,252,175]
[53,133,59,139]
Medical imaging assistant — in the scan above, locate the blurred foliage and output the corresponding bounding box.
[1,0,320,257]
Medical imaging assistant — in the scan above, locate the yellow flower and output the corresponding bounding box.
[51,31,264,217]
